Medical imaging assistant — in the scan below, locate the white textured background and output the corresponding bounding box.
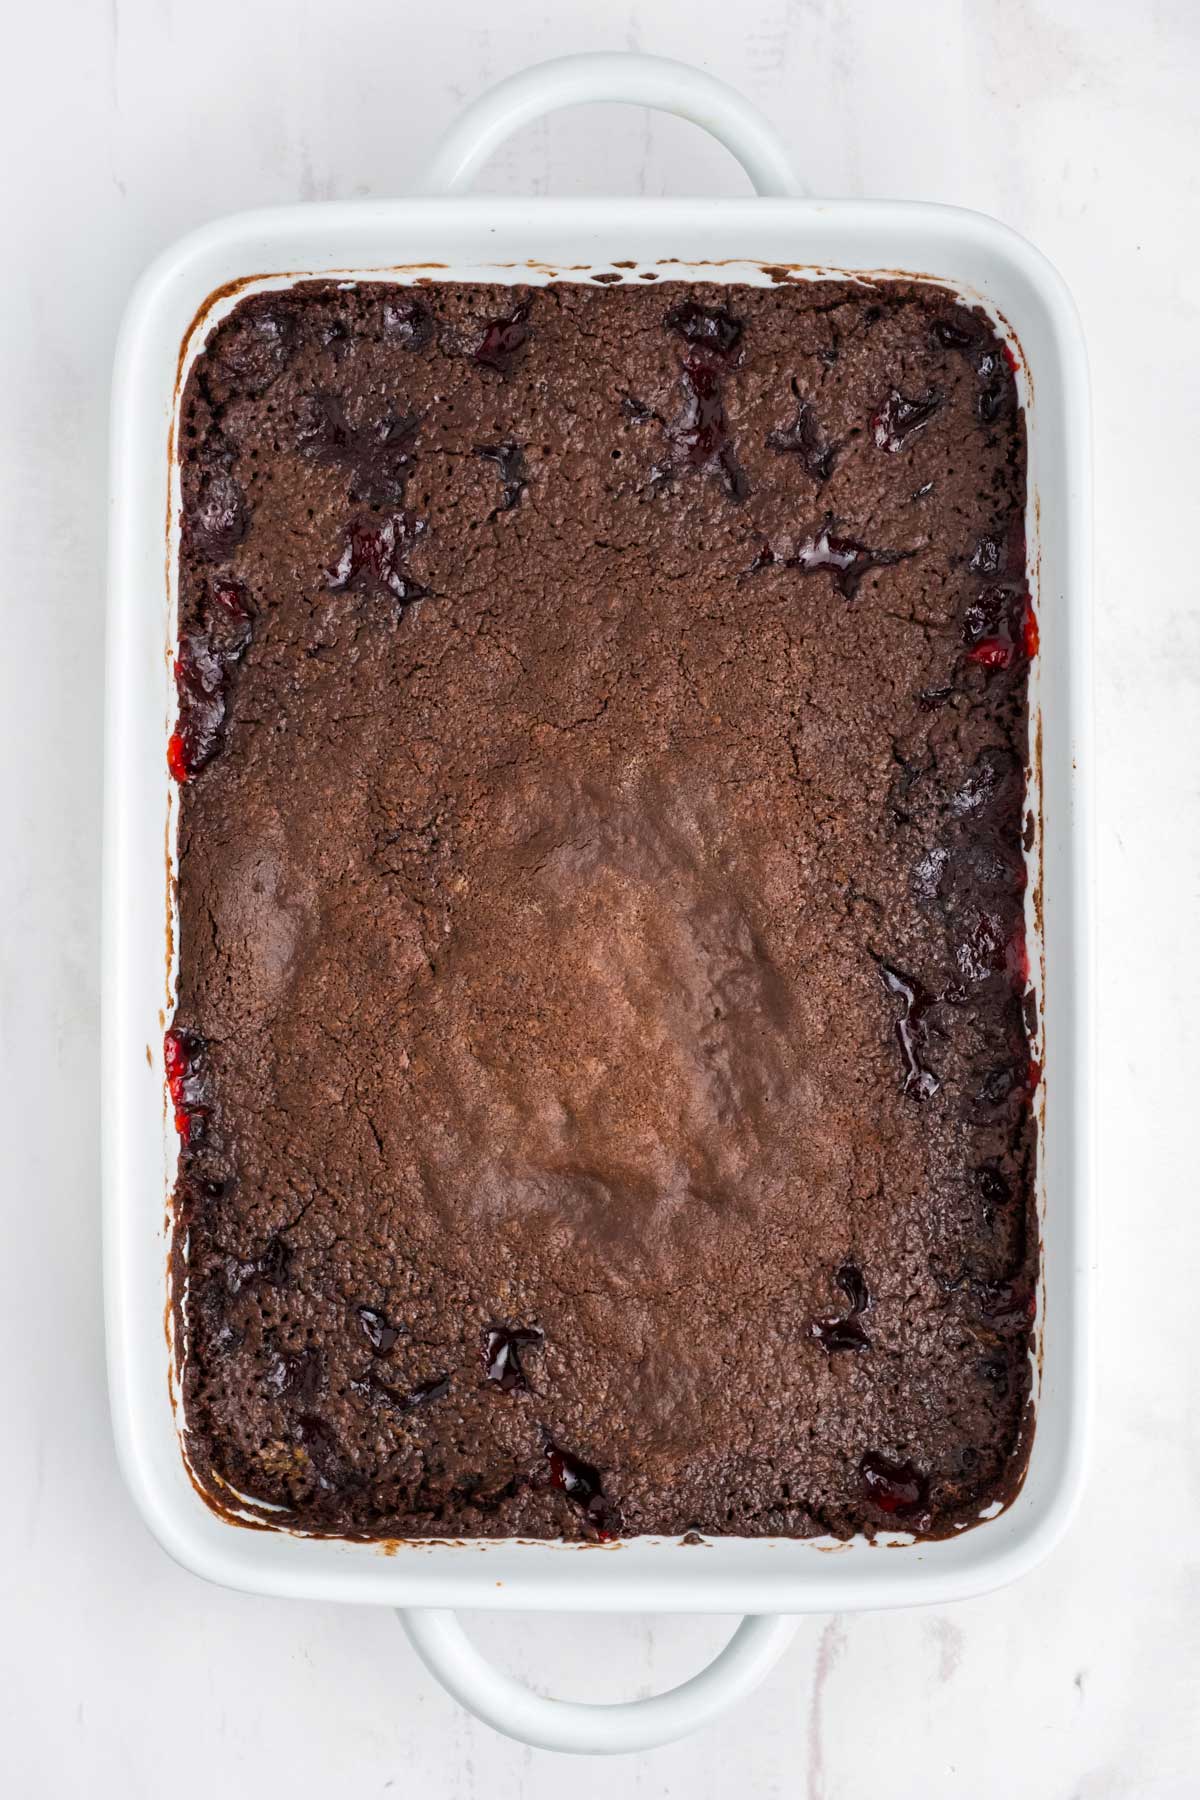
[3,1,1199,1793]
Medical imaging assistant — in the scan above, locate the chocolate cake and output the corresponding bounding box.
[168,275,1037,1541]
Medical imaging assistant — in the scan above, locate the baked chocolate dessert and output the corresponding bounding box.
[168,275,1037,1541]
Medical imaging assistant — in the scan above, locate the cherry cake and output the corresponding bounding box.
[169,276,1037,1540]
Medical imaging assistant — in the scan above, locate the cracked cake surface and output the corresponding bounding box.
[169,276,1036,1540]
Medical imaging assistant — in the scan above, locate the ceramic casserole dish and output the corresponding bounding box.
[104,53,1093,1753]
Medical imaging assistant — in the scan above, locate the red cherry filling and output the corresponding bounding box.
[327,512,428,609]
[474,302,531,375]
[962,588,1038,673]
[482,1323,544,1392]
[164,1025,209,1143]
[860,1451,929,1519]
[169,582,253,781]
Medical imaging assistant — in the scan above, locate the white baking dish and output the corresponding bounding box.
[103,53,1092,1753]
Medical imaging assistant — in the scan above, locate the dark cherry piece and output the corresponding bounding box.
[662,355,749,502]
[962,586,1038,674]
[836,1264,870,1314]
[767,384,838,482]
[970,1279,1036,1335]
[327,512,427,609]
[859,1451,929,1519]
[872,388,942,453]
[785,519,913,601]
[931,312,983,353]
[169,581,253,781]
[812,1261,872,1353]
[812,1315,871,1353]
[975,351,1012,426]
[975,1165,1011,1209]
[298,394,419,506]
[164,1025,209,1144]
[358,1306,402,1355]
[665,300,743,358]
[877,961,940,1098]
[474,302,531,375]
[473,442,528,515]
[210,299,297,398]
[544,1439,619,1537]
[482,1323,544,1392]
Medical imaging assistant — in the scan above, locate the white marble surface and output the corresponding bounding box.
[2,0,1199,1792]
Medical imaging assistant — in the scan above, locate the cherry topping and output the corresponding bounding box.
[970,1278,1036,1335]
[209,299,297,398]
[767,382,837,481]
[877,961,940,1098]
[975,352,1012,425]
[482,1323,544,1392]
[661,355,749,502]
[327,512,427,610]
[358,1306,402,1355]
[872,388,942,453]
[962,586,1037,675]
[167,733,190,783]
[474,302,531,375]
[473,442,527,515]
[169,581,253,781]
[812,1315,870,1353]
[836,1264,870,1314]
[948,747,1019,820]
[164,1026,209,1143]
[786,517,915,600]
[665,300,743,358]
[812,1262,873,1352]
[298,395,419,507]
[544,1439,619,1536]
[860,1451,930,1519]
[978,1058,1037,1105]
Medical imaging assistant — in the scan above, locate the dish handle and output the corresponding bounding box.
[421,51,799,198]
[399,1607,797,1754]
